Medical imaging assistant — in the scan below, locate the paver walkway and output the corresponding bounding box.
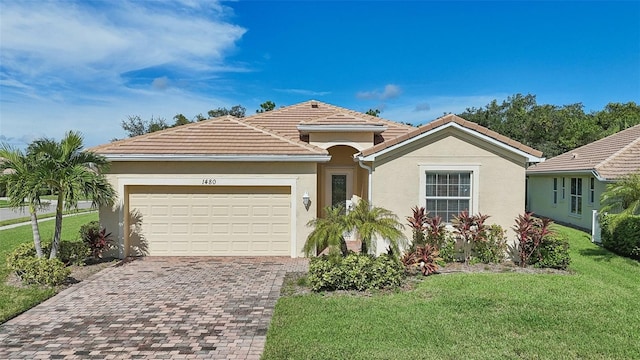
[0,257,309,359]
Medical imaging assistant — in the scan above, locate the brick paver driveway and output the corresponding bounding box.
[0,257,308,359]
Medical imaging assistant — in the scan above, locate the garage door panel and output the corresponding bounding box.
[128,185,291,256]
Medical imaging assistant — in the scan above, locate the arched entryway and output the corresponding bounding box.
[317,145,369,213]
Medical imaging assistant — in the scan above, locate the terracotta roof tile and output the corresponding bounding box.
[359,114,543,158]
[527,124,640,180]
[90,115,327,156]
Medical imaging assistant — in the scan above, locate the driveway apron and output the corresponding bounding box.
[0,257,308,359]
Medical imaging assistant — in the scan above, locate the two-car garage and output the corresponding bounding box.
[127,185,292,256]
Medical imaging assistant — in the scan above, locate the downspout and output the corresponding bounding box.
[357,158,373,204]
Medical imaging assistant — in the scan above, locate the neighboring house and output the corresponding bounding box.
[527,124,640,231]
[91,100,543,258]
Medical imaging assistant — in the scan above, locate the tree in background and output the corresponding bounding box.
[458,94,640,157]
[0,145,46,258]
[366,108,381,117]
[208,105,246,118]
[172,114,191,126]
[121,115,169,137]
[27,131,115,259]
[256,101,276,113]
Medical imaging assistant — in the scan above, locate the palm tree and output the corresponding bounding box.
[27,131,116,259]
[303,206,349,259]
[346,200,406,256]
[601,172,640,215]
[0,145,46,258]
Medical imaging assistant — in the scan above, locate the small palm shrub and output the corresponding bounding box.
[79,221,114,259]
[308,253,404,291]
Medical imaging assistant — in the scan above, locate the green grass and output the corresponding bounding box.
[0,208,96,227]
[0,212,98,323]
[263,225,640,360]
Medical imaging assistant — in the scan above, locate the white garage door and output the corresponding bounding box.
[128,186,291,256]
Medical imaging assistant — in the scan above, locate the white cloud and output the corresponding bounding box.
[356,84,402,100]
[414,102,431,112]
[0,0,248,149]
[0,1,246,91]
[152,77,170,91]
[275,88,331,97]
[381,94,506,126]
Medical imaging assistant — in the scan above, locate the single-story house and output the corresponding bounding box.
[92,100,544,258]
[527,124,640,231]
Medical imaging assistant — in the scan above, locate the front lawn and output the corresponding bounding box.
[263,225,640,359]
[0,212,98,323]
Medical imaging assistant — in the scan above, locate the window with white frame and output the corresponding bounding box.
[425,172,472,222]
[562,177,566,200]
[570,177,582,215]
[589,177,595,204]
[553,178,558,205]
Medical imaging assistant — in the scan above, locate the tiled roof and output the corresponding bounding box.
[243,100,413,141]
[299,112,384,126]
[527,124,640,180]
[359,114,544,158]
[90,115,327,156]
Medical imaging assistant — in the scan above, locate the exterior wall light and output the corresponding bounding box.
[302,192,311,210]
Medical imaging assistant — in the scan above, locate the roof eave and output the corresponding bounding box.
[101,154,331,162]
[357,122,544,163]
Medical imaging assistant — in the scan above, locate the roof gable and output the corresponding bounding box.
[358,114,543,161]
[90,115,328,158]
[527,124,640,180]
[242,100,413,142]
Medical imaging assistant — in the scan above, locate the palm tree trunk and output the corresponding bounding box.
[49,194,64,259]
[29,204,43,258]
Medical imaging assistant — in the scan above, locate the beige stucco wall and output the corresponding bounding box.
[371,128,530,247]
[527,174,606,231]
[309,132,374,151]
[99,161,318,258]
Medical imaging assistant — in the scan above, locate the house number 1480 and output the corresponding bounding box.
[202,179,217,185]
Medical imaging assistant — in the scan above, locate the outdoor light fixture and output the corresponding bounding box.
[302,191,311,210]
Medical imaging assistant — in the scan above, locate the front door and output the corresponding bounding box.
[325,167,354,210]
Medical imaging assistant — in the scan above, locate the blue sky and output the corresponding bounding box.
[1,0,639,149]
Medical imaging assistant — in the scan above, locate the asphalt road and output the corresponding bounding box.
[0,200,94,222]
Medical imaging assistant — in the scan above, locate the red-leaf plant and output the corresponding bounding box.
[513,212,553,267]
[401,244,442,276]
[452,211,490,264]
[424,215,446,248]
[407,206,428,249]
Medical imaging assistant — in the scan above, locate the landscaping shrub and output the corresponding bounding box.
[308,253,404,291]
[601,214,640,260]
[406,206,428,250]
[452,211,490,264]
[7,240,89,268]
[79,221,113,259]
[438,233,458,263]
[530,233,571,270]
[9,257,70,286]
[474,224,507,264]
[513,213,553,267]
[402,244,442,276]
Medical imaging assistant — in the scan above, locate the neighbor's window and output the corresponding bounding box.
[589,177,595,204]
[562,177,566,200]
[553,178,558,205]
[425,172,471,222]
[570,177,582,215]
